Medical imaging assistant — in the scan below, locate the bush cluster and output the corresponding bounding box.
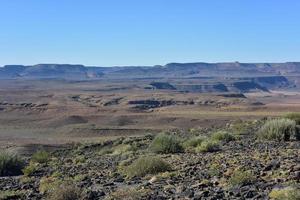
[0,151,24,176]
[258,119,296,141]
[211,131,236,142]
[195,140,220,153]
[124,156,171,177]
[228,169,255,186]
[149,133,183,154]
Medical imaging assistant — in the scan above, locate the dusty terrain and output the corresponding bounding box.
[0,79,299,151]
[0,78,299,199]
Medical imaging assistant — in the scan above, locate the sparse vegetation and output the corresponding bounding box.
[123,156,171,178]
[149,133,183,154]
[182,136,206,152]
[211,131,235,142]
[257,119,296,141]
[0,190,25,200]
[108,188,145,200]
[22,162,38,176]
[228,169,255,186]
[46,182,83,200]
[269,187,300,200]
[284,112,300,125]
[195,139,220,153]
[0,151,24,176]
[31,150,50,164]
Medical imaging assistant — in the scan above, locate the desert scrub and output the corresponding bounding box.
[182,136,206,152]
[228,169,255,186]
[39,176,61,194]
[211,131,235,142]
[108,187,148,200]
[31,150,50,164]
[123,156,171,178]
[0,151,24,176]
[195,139,220,153]
[149,133,183,154]
[284,112,300,125]
[22,162,38,176]
[269,187,300,200]
[257,119,296,141]
[0,190,26,200]
[46,182,83,200]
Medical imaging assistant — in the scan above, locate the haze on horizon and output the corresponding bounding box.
[1,0,300,66]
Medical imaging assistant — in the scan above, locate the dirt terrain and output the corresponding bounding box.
[0,78,299,199]
[0,79,299,151]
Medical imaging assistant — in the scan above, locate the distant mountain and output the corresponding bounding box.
[1,62,299,79]
[0,62,299,92]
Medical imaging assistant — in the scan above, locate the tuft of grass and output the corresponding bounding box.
[269,187,300,200]
[22,162,38,176]
[149,133,183,154]
[46,182,83,200]
[0,190,26,200]
[195,139,220,153]
[108,188,145,200]
[182,136,206,151]
[123,156,171,178]
[284,112,300,125]
[211,131,236,142]
[257,119,296,141]
[39,176,62,194]
[228,169,255,187]
[31,150,50,164]
[0,151,24,177]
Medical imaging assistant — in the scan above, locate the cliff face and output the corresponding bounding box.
[1,62,299,79]
[0,62,299,92]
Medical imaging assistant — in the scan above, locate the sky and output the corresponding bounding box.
[0,0,300,66]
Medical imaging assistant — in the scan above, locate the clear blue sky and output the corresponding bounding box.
[1,0,300,66]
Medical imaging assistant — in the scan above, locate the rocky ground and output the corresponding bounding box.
[0,120,299,200]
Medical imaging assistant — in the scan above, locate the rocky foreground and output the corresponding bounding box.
[0,120,299,200]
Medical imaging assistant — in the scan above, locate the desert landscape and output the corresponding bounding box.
[0,63,299,199]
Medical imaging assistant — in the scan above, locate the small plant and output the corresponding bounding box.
[284,112,300,125]
[195,139,220,153]
[109,188,142,200]
[182,136,205,151]
[31,150,50,164]
[269,187,300,200]
[39,176,61,194]
[22,162,38,176]
[257,119,296,141]
[211,131,235,142]
[149,133,183,154]
[228,169,255,186]
[0,190,26,199]
[0,151,24,176]
[47,182,83,200]
[123,156,171,178]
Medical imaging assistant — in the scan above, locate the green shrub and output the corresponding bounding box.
[0,151,24,176]
[124,156,171,178]
[46,182,83,200]
[108,188,141,200]
[228,169,255,186]
[149,133,183,154]
[284,112,300,125]
[211,131,235,142]
[296,126,300,140]
[182,136,205,149]
[31,150,50,164]
[0,190,26,200]
[195,139,220,153]
[257,119,296,141]
[269,187,300,200]
[22,162,38,176]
